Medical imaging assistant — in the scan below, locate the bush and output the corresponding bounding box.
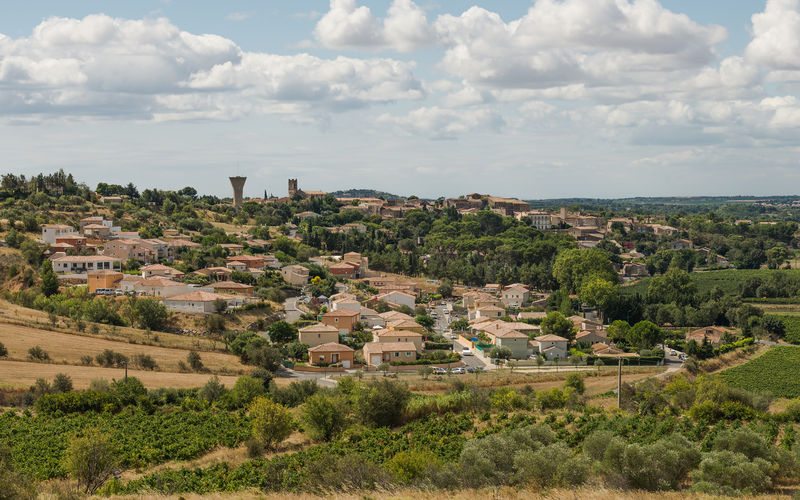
[95,349,128,368]
[62,429,118,494]
[537,388,566,409]
[599,433,701,491]
[224,376,267,409]
[514,442,590,487]
[52,373,73,393]
[386,448,440,483]
[356,378,411,428]
[249,396,293,451]
[300,393,348,442]
[0,342,7,358]
[187,350,204,372]
[27,345,50,361]
[301,453,393,493]
[692,450,773,495]
[0,443,35,498]
[133,354,158,370]
[271,379,319,407]
[80,355,94,366]
[564,372,585,394]
[199,376,227,403]
[460,424,555,487]
[35,391,119,414]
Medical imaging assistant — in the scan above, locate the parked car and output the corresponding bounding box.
[466,366,478,373]
[669,350,678,356]
[432,367,447,375]
[679,354,689,361]
[462,347,473,356]
[450,334,458,340]
[452,367,466,374]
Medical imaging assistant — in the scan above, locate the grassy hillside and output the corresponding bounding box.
[622,268,800,297]
[719,346,800,398]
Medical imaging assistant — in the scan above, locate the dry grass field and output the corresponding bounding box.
[379,366,665,394]
[0,321,250,374]
[0,359,241,389]
[0,300,227,352]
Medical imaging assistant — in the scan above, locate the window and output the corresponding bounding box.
[405,352,412,357]
[393,352,400,358]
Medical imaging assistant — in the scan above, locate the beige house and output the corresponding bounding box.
[321,309,361,334]
[374,329,424,351]
[486,329,529,359]
[134,278,196,298]
[308,343,354,368]
[87,270,124,293]
[363,341,417,367]
[476,305,505,319]
[375,291,416,310]
[209,281,255,297]
[686,326,734,348]
[379,310,415,323]
[386,319,425,334]
[141,264,184,280]
[576,330,608,345]
[360,307,385,328]
[164,291,243,314]
[281,265,309,286]
[501,285,530,308]
[299,323,340,347]
[533,334,569,360]
[193,267,233,281]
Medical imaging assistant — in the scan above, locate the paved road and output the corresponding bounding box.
[283,297,302,323]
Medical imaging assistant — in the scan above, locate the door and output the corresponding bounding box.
[343,360,351,369]
[371,355,382,367]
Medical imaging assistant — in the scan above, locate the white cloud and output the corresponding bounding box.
[746,0,800,70]
[314,0,434,52]
[0,14,424,121]
[226,12,251,21]
[314,0,384,50]
[433,0,726,91]
[377,105,503,138]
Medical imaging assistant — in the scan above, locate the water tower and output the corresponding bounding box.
[229,176,247,208]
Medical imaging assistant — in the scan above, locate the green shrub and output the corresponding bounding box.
[600,434,701,491]
[355,378,411,428]
[386,448,439,483]
[514,442,590,487]
[300,393,347,442]
[564,372,585,394]
[249,397,293,451]
[692,450,773,495]
[95,349,128,368]
[27,345,50,361]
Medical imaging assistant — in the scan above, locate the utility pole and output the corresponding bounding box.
[124,360,128,382]
[617,357,622,408]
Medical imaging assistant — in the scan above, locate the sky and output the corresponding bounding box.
[1,0,799,200]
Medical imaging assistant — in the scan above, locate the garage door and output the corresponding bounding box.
[342,360,351,369]
[371,355,382,367]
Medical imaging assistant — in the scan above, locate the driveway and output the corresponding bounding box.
[283,297,302,323]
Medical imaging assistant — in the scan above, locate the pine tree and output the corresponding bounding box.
[40,260,59,297]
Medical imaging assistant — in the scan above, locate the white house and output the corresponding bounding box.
[51,255,121,273]
[42,224,76,244]
[163,291,243,314]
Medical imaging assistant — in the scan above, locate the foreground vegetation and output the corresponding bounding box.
[2,352,800,497]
